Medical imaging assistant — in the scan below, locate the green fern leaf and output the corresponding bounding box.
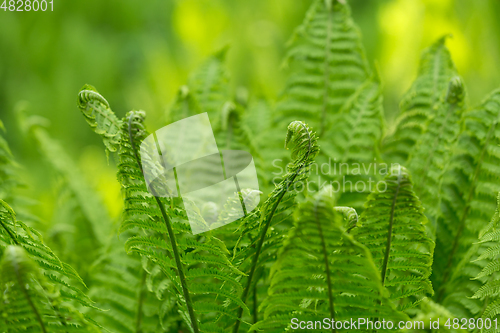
[322,69,385,210]
[435,88,500,301]
[78,86,248,332]
[449,193,500,331]
[251,186,406,333]
[231,121,320,332]
[275,0,369,135]
[405,76,466,229]
[88,236,173,333]
[0,199,95,312]
[0,245,99,332]
[383,36,457,163]
[352,165,435,311]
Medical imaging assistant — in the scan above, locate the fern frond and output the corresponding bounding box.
[333,206,358,231]
[383,36,457,163]
[323,69,385,210]
[251,186,406,333]
[352,165,435,311]
[405,76,466,229]
[231,121,319,333]
[439,233,490,319]
[77,84,122,153]
[439,193,500,331]
[215,101,259,154]
[88,236,173,333]
[435,88,500,301]
[78,86,248,332]
[0,245,99,332]
[275,0,369,135]
[0,199,95,313]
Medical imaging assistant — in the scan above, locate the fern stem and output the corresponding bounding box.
[154,196,200,332]
[314,196,336,333]
[127,115,200,333]
[252,285,258,324]
[380,171,402,285]
[232,200,278,333]
[135,269,147,333]
[233,122,313,333]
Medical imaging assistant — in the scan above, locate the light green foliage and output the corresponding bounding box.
[404,299,468,333]
[20,114,113,246]
[0,200,95,310]
[383,36,458,164]
[252,186,406,333]
[333,205,358,231]
[353,165,435,311]
[275,0,369,135]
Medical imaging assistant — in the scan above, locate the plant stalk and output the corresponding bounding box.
[127,115,199,333]
[233,123,312,333]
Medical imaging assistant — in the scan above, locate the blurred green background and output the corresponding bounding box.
[1,0,500,225]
